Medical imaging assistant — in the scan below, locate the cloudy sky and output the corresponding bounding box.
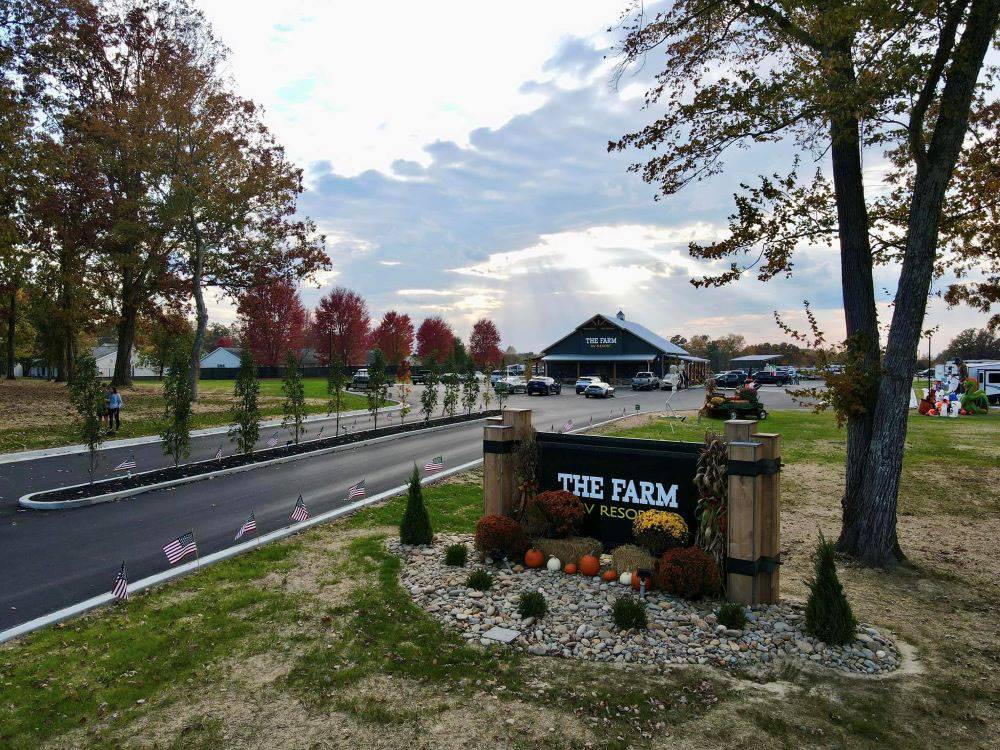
[197,0,981,352]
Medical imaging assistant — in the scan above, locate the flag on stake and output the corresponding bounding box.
[589,415,593,425]
[564,418,573,432]
[235,510,257,540]
[317,425,325,437]
[214,444,224,461]
[114,455,136,472]
[291,494,309,522]
[266,433,278,449]
[112,561,129,600]
[163,531,197,565]
[424,456,444,474]
[347,478,366,500]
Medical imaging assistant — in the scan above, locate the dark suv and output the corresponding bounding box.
[714,371,748,389]
[749,370,791,386]
[527,376,561,396]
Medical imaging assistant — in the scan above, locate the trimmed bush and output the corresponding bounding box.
[466,568,493,591]
[534,490,586,537]
[399,465,433,545]
[517,591,548,619]
[633,510,689,557]
[611,544,656,575]
[474,515,528,561]
[653,547,720,600]
[717,602,748,630]
[612,595,647,630]
[531,536,602,566]
[444,543,468,567]
[805,534,857,644]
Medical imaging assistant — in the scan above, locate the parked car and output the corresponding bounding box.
[583,380,616,398]
[749,370,791,386]
[631,371,660,391]
[527,376,561,396]
[494,376,527,394]
[490,370,503,386]
[350,368,369,388]
[575,375,601,394]
[714,371,747,389]
[409,368,430,384]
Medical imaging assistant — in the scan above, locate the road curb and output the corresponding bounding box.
[18,413,497,510]
[0,400,401,466]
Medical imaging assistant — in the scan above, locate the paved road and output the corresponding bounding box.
[0,384,812,631]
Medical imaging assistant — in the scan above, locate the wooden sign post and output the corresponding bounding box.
[724,419,781,606]
[483,408,533,517]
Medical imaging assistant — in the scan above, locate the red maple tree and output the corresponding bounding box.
[312,287,371,365]
[468,318,502,370]
[236,279,308,366]
[372,310,414,366]
[416,316,455,364]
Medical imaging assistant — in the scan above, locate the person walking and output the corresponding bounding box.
[107,386,122,432]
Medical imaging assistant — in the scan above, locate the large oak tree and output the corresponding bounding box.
[611,1,1000,565]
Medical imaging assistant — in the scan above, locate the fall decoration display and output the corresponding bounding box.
[602,569,618,582]
[805,534,857,644]
[633,510,690,557]
[564,563,578,575]
[546,556,562,572]
[524,548,545,569]
[474,515,528,561]
[694,432,727,576]
[653,547,720,600]
[578,554,600,577]
[611,544,656,576]
[532,536,602,566]
[534,489,586,537]
[618,571,632,586]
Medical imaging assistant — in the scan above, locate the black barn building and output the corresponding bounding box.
[537,311,696,384]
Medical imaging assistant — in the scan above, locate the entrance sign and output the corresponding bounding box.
[536,432,701,549]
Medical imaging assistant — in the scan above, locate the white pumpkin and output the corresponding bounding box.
[619,571,632,586]
[546,556,561,572]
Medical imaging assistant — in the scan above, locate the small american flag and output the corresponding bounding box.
[266,433,278,449]
[317,425,325,437]
[291,494,309,522]
[424,456,444,474]
[235,510,256,540]
[163,531,197,564]
[114,455,136,471]
[563,418,573,432]
[112,561,129,600]
[214,444,224,461]
[347,478,366,500]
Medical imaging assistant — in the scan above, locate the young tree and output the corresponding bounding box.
[228,348,260,455]
[481,372,494,412]
[68,353,104,482]
[326,351,348,434]
[420,362,439,422]
[367,348,389,431]
[236,277,308,366]
[612,1,1000,565]
[469,318,502,371]
[161,347,194,467]
[313,286,371,365]
[282,349,306,444]
[416,315,455,363]
[494,377,509,413]
[441,368,460,418]
[399,464,433,545]
[395,359,413,422]
[461,360,480,414]
[372,310,414,367]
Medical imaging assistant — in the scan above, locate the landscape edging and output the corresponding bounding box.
[19,411,499,510]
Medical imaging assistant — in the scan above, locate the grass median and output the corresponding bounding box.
[1,409,998,749]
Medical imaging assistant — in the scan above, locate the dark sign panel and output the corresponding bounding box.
[536,432,702,549]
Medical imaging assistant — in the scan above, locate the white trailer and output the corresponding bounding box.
[936,359,1000,405]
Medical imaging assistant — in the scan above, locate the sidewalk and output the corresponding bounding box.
[0,404,402,466]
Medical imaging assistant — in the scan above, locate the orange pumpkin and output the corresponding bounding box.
[578,554,600,577]
[564,563,577,575]
[601,568,618,582]
[630,569,642,590]
[524,548,545,569]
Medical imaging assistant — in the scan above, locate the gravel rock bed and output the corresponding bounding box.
[390,535,901,676]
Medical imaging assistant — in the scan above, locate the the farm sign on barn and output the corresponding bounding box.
[535,431,702,549]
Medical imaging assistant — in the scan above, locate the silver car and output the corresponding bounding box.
[583,380,615,398]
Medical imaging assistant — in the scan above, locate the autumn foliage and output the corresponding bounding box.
[468,318,502,370]
[236,278,307,366]
[312,287,370,365]
[416,315,455,363]
[371,310,414,366]
[534,490,586,538]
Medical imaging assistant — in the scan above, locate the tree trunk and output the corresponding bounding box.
[824,71,881,555]
[842,0,999,566]
[113,297,139,387]
[5,290,16,379]
[188,222,208,400]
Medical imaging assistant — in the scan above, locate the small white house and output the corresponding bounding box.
[93,344,159,379]
[200,346,242,369]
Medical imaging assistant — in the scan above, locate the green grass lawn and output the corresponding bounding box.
[2,409,999,748]
[196,377,362,401]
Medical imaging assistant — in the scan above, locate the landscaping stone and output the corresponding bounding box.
[390,534,902,676]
